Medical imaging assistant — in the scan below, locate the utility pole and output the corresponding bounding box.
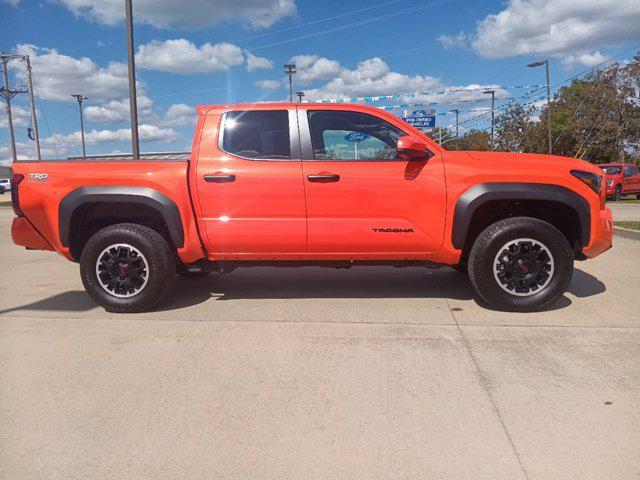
[71,94,88,158]
[1,57,28,163]
[296,91,305,102]
[527,59,552,154]
[125,0,140,159]
[450,109,459,139]
[1,54,42,161]
[22,55,41,161]
[483,89,495,148]
[284,64,296,102]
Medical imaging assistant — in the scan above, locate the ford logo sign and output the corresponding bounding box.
[344,132,369,143]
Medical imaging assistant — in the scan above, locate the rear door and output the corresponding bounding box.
[193,107,307,257]
[630,165,640,193]
[298,106,446,256]
[622,165,635,194]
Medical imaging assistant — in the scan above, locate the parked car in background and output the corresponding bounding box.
[599,163,640,201]
[0,178,12,194]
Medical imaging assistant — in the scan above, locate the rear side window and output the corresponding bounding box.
[221,110,291,159]
[307,110,405,161]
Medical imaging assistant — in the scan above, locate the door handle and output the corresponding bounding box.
[204,173,236,183]
[307,174,340,183]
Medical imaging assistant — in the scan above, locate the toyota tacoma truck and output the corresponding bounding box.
[10,103,613,313]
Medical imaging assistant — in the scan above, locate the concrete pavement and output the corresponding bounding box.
[609,201,640,221]
[1,207,639,480]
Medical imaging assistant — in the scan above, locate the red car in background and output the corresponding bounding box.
[599,163,640,201]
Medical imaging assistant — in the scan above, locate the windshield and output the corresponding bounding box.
[599,166,622,175]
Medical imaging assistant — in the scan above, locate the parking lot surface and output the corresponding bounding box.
[1,207,639,480]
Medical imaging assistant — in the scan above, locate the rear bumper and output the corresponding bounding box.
[582,207,613,259]
[11,217,54,251]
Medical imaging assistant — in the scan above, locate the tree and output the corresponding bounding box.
[447,130,491,151]
[490,56,640,163]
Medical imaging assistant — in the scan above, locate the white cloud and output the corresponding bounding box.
[10,44,130,102]
[0,105,30,128]
[163,104,195,127]
[561,51,608,68]
[290,54,342,85]
[255,79,282,90]
[246,52,273,72]
[303,57,441,101]
[84,96,154,124]
[471,0,640,65]
[137,39,244,74]
[438,32,467,50]
[1,124,180,163]
[56,0,296,30]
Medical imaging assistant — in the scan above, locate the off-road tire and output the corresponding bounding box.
[613,185,622,201]
[80,223,175,313]
[468,217,573,312]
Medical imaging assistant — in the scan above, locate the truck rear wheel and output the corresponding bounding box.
[80,223,175,313]
[467,217,573,312]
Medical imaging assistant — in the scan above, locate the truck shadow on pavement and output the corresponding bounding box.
[154,266,607,312]
[0,267,606,316]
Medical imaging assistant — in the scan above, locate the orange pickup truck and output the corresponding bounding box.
[10,102,613,313]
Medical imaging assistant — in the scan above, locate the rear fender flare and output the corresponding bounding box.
[58,186,184,248]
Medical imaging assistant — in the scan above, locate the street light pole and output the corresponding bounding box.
[284,64,296,102]
[125,0,140,160]
[527,59,552,155]
[483,90,495,148]
[296,91,305,102]
[71,94,88,158]
[450,109,459,139]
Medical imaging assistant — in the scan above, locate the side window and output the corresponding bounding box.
[221,110,291,159]
[623,166,633,178]
[631,166,639,176]
[307,110,405,160]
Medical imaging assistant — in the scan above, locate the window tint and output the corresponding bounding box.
[623,166,633,177]
[222,110,290,159]
[600,166,622,175]
[307,110,405,160]
[631,166,639,176]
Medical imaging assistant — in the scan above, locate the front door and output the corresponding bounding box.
[194,108,307,257]
[298,107,446,257]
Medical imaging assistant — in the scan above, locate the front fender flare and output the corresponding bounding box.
[451,182,591,250]
[58,186,184,248]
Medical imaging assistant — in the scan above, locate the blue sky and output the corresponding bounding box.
[1,0,639,163]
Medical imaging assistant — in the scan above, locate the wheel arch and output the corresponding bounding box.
[452,182,591,254]
[59,186,184,256]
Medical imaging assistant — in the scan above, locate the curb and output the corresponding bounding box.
[614,226,640,241]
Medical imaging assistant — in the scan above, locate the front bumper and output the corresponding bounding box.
[582,207,613,259]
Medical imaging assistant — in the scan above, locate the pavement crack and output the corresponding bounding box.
[438,280,531,480]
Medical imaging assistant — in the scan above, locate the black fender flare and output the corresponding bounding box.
[452,182,591,250]
[59,186,184,248]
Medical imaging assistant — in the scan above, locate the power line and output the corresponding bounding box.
[247,0,454,51]
[233,0,405,43]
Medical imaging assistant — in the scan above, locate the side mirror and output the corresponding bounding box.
[397,135,431,160]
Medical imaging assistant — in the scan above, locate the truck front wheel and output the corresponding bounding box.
[468,217,573,312]
[80,223,175,313]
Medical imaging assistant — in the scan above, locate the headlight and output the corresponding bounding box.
[606,179,614,187]
[570,170,602,195]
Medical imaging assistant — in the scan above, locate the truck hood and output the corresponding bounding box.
[465,151,602,175]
